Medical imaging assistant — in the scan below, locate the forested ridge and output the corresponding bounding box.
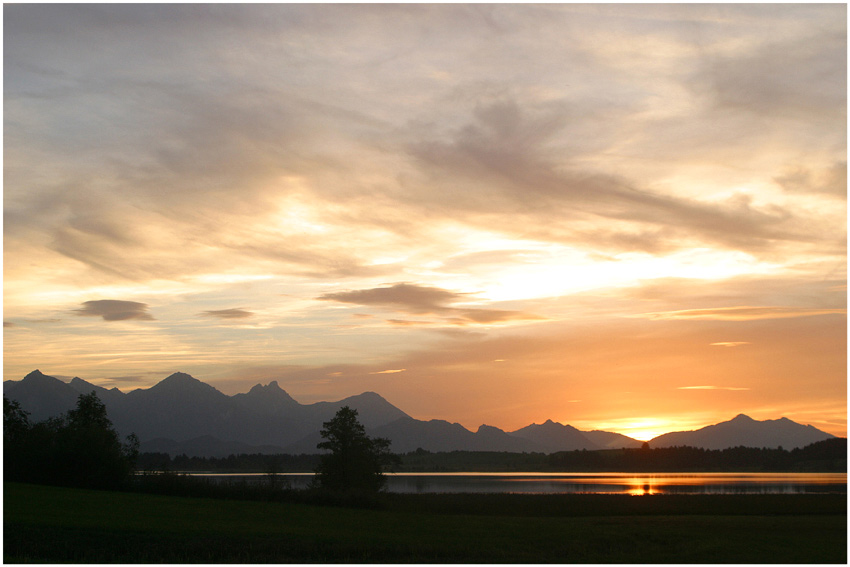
[136,438,846,473]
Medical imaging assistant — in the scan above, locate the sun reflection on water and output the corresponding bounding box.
[626,477,659,495]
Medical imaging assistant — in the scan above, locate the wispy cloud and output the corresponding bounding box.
[387,319,433,327]
[641,306,846,321]
[710,342,751,347]
[678,386,751,391]
[200,308,254,320]
[405,98,812,255]
[369,369,406,374]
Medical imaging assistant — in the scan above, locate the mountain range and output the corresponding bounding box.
[3,370,837,457]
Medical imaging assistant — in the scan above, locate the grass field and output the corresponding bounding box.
[4,482,846,563]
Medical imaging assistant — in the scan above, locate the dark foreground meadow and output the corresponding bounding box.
[4,482,846,563]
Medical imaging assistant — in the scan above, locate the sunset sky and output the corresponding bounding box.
[4,4,846,440]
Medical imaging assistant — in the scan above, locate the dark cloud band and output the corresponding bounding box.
[74,300,154,321]
[318,282,543,325]
[201,308,255,319]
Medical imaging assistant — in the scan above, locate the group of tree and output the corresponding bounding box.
[136,452,322,473]
[140,407,399,494]
[4,393,139,489]
[547,439,846,472]
[6,397,397,496]
[135,426,846,479]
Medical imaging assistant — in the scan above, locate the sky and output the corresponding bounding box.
[4,3,846,441]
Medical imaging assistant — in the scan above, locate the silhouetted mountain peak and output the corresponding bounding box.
[68,376,95,393]
[23,369,53,382]
[244,381,297,403]
[20,370,69,390]
[158,372,201,387]
[514,419,578,434]
[650,414,835,450]
[69,376,101,391]
[148,372,222,397]
[539,419,571,430]
[331,391,411,427]
[348,391,383,402]
[338,391,404,410]
[510,418,601,451]
[164,371,195,382]
[6,369,839,456]
[731,413,755,422]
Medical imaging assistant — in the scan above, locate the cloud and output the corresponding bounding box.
[4,322,15,328]
[403,98,821,256]
[319,283,463,313]
[96,375,151,387]
[710,342,751,347]
[452,309,546,325]
[678,386,751,391]
[200,308,254,319]
[4,4,844,295]
[73,300,155,321]
[387,319,433,327]
[318,282,544,325]
[773,162,847,199]
[640,306,846,321]
[696,27,846,121]
[369,369,406,374]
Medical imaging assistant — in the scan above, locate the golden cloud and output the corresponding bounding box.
[640,306,846,321]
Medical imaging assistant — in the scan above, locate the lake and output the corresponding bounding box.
[188,471,847,495]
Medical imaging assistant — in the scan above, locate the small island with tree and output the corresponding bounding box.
[313,406,399,494]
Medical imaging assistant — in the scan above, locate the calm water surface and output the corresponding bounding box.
[189,472,846,495]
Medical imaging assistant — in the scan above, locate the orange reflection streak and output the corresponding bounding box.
[626,477,658,495]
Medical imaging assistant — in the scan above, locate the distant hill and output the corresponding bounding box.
[4,370,82,421]
[581,429,645,449]
[6,370,833,457]
[509,420,601,451]
[649,414,835,450]
[4,370,412,455]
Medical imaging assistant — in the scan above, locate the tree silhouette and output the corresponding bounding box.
[313,406,397,493]
[58,392,139,488]
[67,391,114,430]
[4,397,30,444]
[4,398,32,480]
[3,392,139,489]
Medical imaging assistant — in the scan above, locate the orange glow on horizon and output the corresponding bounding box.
[583,418,686,442]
